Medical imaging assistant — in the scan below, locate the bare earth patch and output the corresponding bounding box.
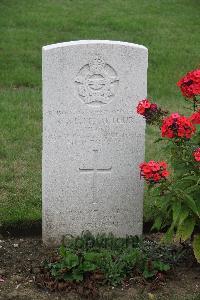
[0,236,200,300]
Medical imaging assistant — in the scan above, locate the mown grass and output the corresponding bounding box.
[0,0,200,225]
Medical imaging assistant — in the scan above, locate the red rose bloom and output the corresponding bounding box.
[189,110,200,125]
[139,160,169,184]
[193,148,200,162]
[161,113,196,139]
[177,69,200,99]
[137,99,151,115]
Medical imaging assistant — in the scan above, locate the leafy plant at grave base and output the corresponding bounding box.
[137,68,200,262]
[142,260,170,279]
[41,232,173,289]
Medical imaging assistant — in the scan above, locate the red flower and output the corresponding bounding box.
[159,161,168,169]
[137,99,151,115]
[189,110,200,125]
[193,148,200,162]
[161,170,169,177]
[150,103,158,111]
[177,69,200,99]
[139,160,169,184]
[161,113,196,139]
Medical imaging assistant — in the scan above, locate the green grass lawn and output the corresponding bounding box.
[0,0,200,226]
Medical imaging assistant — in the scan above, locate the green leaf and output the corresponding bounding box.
[72,271,84,282]
[185,185,199,193]
[143,269,156,279]
[154,138,164,143]
[196,124,200,132]
[196,200,200,216]
[51,268,59,277]
[176,189,198,216]
[176,217,195,242]
[59,244,66,258]
[172,202,182,225]
[64,252,79,269]
[81,261,97,272]
[151,216,162,231]
[84,252,103,262]
[183,193,199,216]
[153,261,170,272]
[162,224,174,243]
[63,273,74,281]
[178,207,189,225]
[193,234,200,263]
[181,175,199,183]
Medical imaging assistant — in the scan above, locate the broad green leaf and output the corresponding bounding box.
[178,207,189,225]
[81,261,97,272]
[143,269,156,279]
[64,252,79,268]
[162,224,174,244]
[172,202,182,225]
[176,189,198,216]
[176,217,195,242]
[153,261,170,272]
[183,193,199,216]
[193,235,200,263]
[72,271,84,282]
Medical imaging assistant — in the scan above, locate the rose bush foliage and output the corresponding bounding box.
[137,68,200,262]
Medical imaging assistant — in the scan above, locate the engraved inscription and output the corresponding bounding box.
[45,110,136,124]
[75,56,119,105]
[79,149,112,204]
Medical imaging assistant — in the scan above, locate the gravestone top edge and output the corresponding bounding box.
[42,40,148,52]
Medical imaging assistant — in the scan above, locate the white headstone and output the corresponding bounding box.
[42,40,148,245]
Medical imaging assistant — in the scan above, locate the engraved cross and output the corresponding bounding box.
[79,149,112,204]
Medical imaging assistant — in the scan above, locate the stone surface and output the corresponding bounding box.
[42,40,148,245]
[0,268,6,275]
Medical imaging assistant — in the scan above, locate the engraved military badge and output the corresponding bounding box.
[75,56,119,105]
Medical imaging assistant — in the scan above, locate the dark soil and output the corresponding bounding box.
[0,235,200,300]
